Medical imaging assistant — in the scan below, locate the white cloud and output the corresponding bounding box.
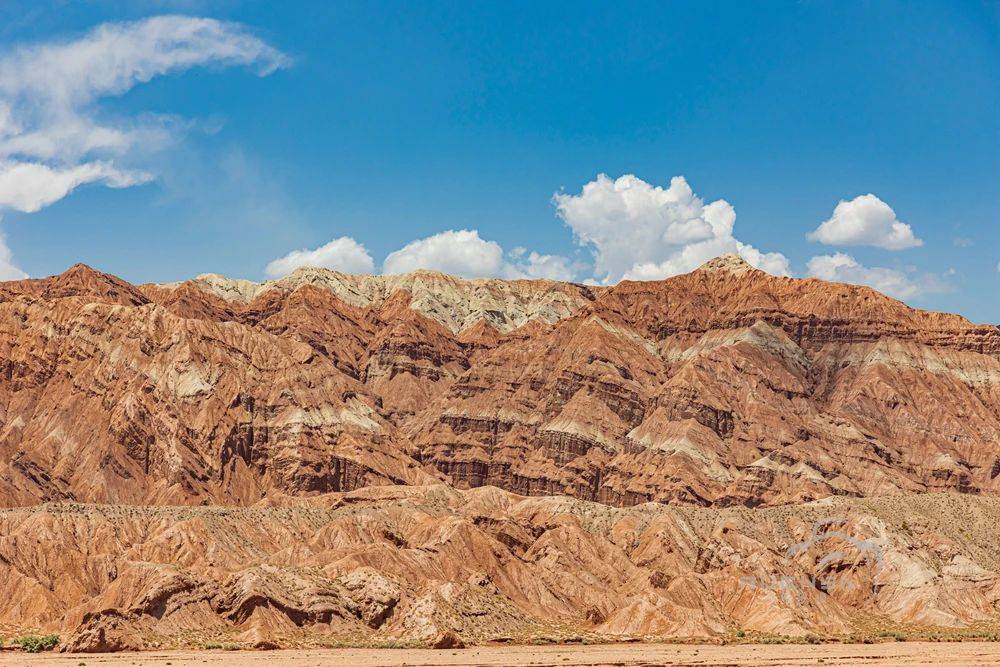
[381,229,577,281]
[808,194,922,250]
[0,15,287,213]
[503,247,577,281]
[383,229,504,278]
[265,237,374,278]
[806,252,941,300]
[554,174,789,282]
[0,160,150,213]
[0,223,27,280]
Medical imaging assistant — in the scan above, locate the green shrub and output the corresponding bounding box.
[203,641,240,650]
[16,634,60,653]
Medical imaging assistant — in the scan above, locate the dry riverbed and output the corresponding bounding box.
[3,642,1000,666]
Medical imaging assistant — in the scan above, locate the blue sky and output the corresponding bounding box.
[0,1,996,322]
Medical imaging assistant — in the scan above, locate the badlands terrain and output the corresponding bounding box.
[0,255,998,652]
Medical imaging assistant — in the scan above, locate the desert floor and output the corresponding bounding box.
[3,642,1000,667]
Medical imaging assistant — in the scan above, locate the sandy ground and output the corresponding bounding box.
[3,642,1000,667]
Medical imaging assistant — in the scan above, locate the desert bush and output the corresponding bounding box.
[202,641,240,650]
[16,634,60,653]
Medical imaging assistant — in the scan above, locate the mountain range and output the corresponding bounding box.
[1,255,998,651]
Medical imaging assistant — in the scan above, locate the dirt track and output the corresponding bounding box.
[4,642,1000,666]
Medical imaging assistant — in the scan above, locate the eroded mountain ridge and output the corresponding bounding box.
[2,255,1000,650]
[1,255,997,508]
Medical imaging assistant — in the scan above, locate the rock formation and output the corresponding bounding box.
[4,489,1000,650]
[0,255,998,649]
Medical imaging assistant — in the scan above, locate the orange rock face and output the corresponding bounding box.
[1,256,998,649]
[3,490,1000,650]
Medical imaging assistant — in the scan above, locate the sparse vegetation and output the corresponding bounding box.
[15,633,60,652]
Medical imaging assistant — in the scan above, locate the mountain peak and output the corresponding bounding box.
[43,263,149,305]
[62,262,103,277]
[697,253,756,273]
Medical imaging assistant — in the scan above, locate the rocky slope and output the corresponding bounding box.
[3,488,1000,650]
[1,256,997,507]
[1,256,999,650]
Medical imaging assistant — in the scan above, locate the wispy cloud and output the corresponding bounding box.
[0,15,288,214]
[0,160,148,213]
[0,220,26,279]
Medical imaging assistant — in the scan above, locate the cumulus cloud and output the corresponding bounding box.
[553,174,789,282]
[0,15,288,213]
[805,252,944,300]
[808,194,922,250]
[265,237,375,278]
[383,229,503,278]
[381,229,577,281]
[503,247,577,281]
